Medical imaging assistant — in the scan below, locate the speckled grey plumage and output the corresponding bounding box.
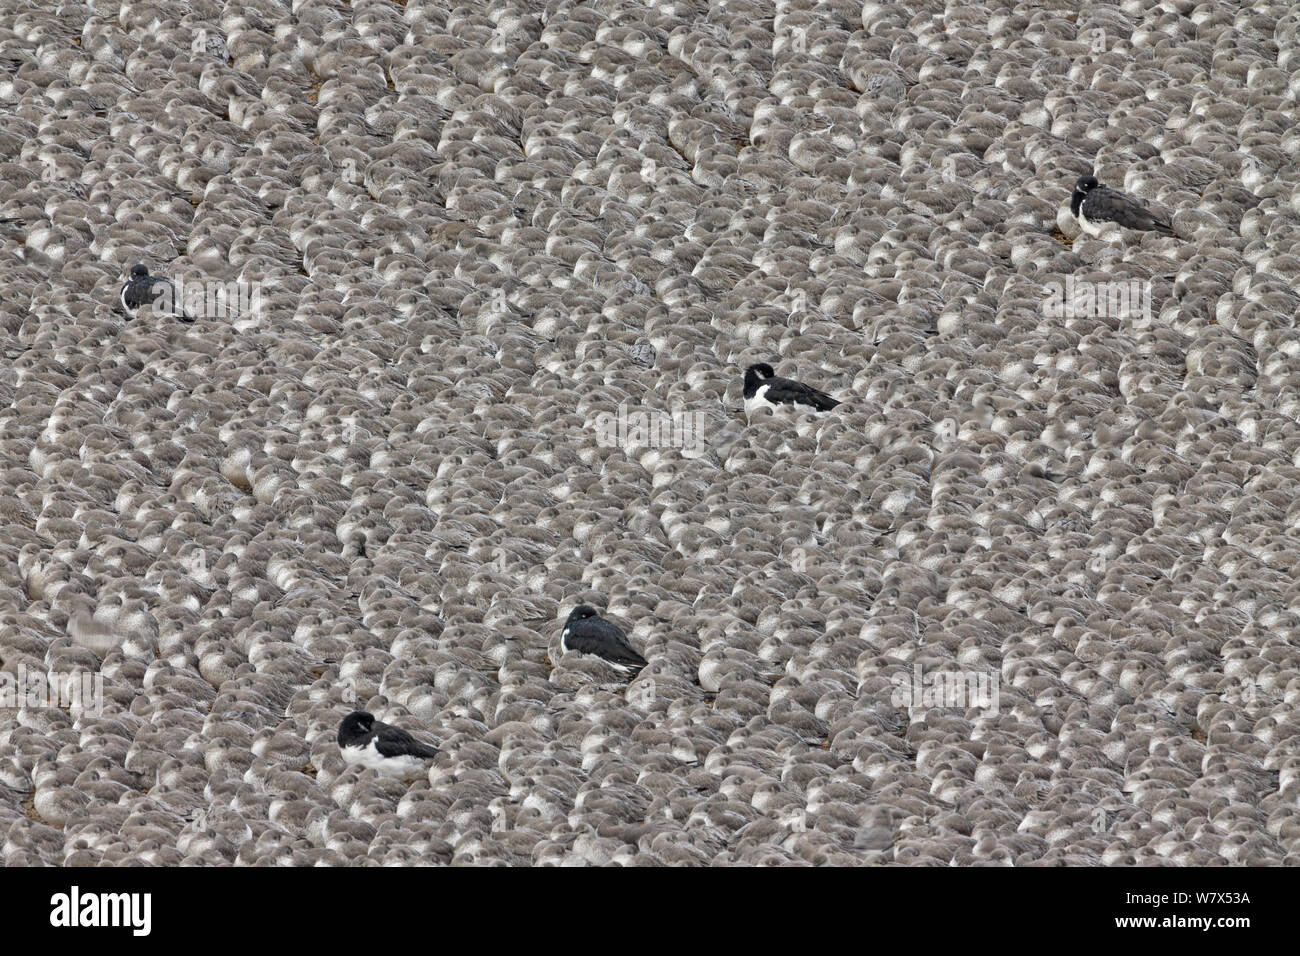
[1,0,1299,868]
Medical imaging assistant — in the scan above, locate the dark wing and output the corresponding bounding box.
[121,277,166,311]
[373,722,440,759]
[766,375,841,411]
[121,279,149,311]
[124,277,195,320]
[569,617,647,672]
[1085,187,1174,235]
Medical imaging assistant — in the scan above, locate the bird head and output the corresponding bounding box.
[1070,176,1099,216]
[566,605,599,623]
[744,363,776,390]
[338,711,374,743]
[129,264,149,278]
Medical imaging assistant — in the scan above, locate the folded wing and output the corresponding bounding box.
[1088,187,1174,235]
[766,376,841,411]
[569,618,648,672]
[374,723,440,759]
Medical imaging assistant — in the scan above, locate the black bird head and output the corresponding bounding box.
[744,362,776,390]
[566,605,599,623]
[337,711,374,745]
[1070,176,1099,216]
[129,264,149,279]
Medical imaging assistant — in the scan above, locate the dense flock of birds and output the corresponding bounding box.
[1,0,1300,865]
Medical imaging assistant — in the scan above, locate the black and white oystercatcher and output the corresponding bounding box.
[1070,175,1175,237]
[559,605,648,677]
[337,711,440,778]
[743,363,841,415]
[120,264,195,321]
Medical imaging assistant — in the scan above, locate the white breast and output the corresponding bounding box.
[1077,208,1114,238]
[744,384,773,417]
[341,740,426,779]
